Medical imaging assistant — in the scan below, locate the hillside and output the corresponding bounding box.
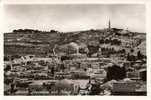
[4,28,146,57]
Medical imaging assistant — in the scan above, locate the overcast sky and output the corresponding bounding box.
[3,4,145,33]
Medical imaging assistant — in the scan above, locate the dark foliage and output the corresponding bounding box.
[87,45,99,57]
[106,65,126,81]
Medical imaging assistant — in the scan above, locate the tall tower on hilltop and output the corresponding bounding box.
[108,19,111,29]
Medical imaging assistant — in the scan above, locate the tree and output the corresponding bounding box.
[106,65,126,81]
[137,50,144,60]
[51,66,55,75]
[89,81,102,95]
[87,45,99,57]
[127,53,136,61]
[50,30,58,33]
[60,63,65,72]
[130,49,134,53]
[4,56,9,61]
[111,39,121,45]
[99,39,104,44]
[4,65,11,72]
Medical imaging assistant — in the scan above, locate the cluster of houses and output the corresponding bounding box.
[4,48,146,95]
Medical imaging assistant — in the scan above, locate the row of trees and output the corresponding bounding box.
[127,50,145,61]
[101,47,126,55]
[100,38,121,45]
[13,29,59,33]
[127,53,145,62]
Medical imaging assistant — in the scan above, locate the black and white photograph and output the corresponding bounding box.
[3,3,147,96]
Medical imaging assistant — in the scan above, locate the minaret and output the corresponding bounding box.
[108,19,111,29]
